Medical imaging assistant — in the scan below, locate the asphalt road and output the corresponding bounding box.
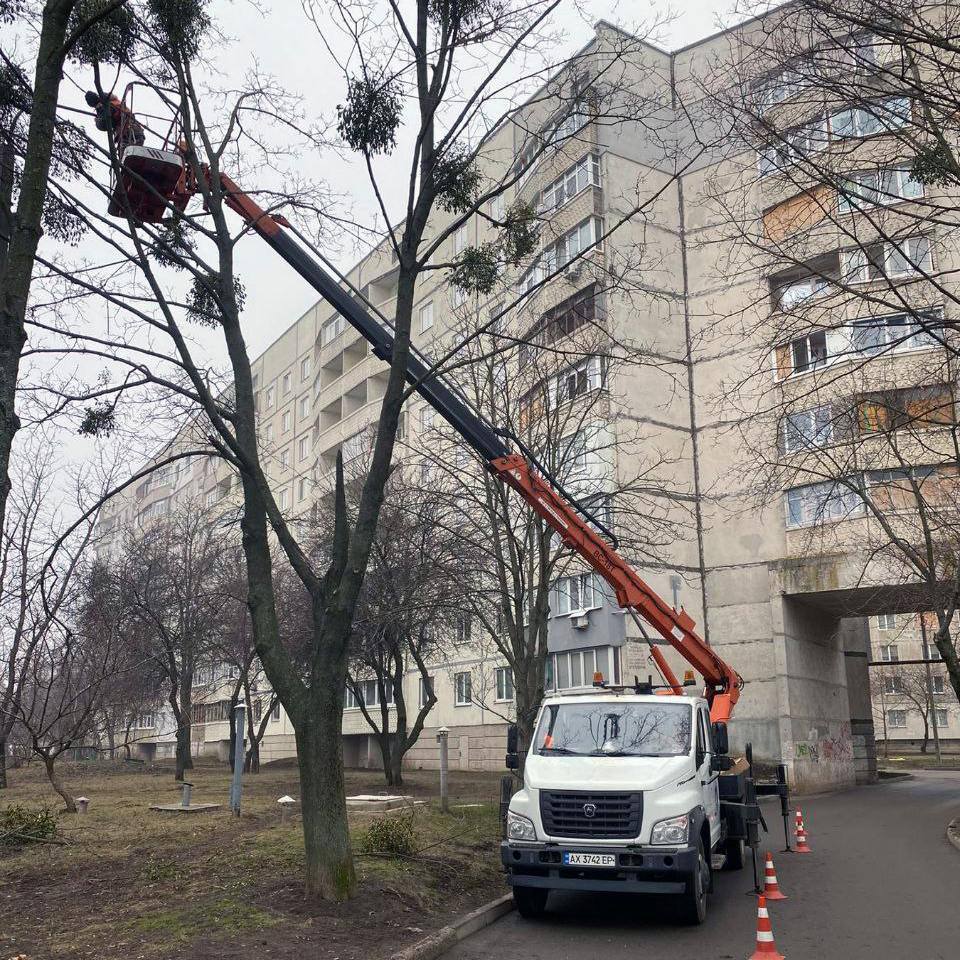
[448,769,960,960]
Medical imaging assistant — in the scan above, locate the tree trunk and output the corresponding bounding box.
[296,708,355,901]
[0,1,74,534]
[920,715,930,754]
[175,720,193,780]
[387,736,403,787]
[0,739,6,789]
[43,754,76,813]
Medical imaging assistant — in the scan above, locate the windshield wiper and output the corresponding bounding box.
[539,746,578,755]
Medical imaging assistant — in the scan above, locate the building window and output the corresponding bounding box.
[265,386,275,409]
[842,236,932,284]
[300,356,311,381]
[757,116,829,177]
[782,405,833,453]
[887,709,907,728]
[551,572,603,616]
[135,714,154,729]
[878,644,899,664]
[298,477,309,502]
[451,285,467,308]
[419,675,435,708]
[278,488,289,510]
[265,422,274,443]
[421,405,435,431]
[454,671,472,706]
[518,285,598,369]
[345,679,394,710]
[298,436,309,461]
[282,372,292,395]
[877,614,897,631]
[785,481,863,528]
[299,395,310,418]
[936,709,949,727]
[932,675,946,694]
[489,194,505,221]
[539,153,601,214]
[455,615,472,644]
[453,224,468,254]
[830,96,911,139]
[342,430,366,462]
[838,167,923,213]
[922,641,941,661]
[882,676,904,694]
[279,448,290,469]
[321,315,345,346]
[780,331,829,376]
[282,410,292,433]
[547,646,620,691]
[419,300,434,332]
[271,701,280,722]
[495,666,514,702]
[849,310,941,356]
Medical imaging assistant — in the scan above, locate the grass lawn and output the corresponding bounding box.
[879,752,960,771]
[0,759,509,960]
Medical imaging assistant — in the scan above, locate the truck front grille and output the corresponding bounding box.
[539,790,642,839]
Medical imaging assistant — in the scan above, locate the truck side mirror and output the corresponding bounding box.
[505,723,519,770]
[710,753,734,773]
[711,721,729,755]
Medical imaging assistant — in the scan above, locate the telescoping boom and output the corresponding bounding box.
[89,89,743,724]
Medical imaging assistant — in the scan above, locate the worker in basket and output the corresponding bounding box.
[85,91,145,151]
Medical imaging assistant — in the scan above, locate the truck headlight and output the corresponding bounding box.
[507,811,537,841]
[650,814,689,846]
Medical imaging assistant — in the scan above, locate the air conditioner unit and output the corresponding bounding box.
[571,614,589,630]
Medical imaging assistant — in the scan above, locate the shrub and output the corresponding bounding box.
[0,805,57,846]
[358,815,417,856]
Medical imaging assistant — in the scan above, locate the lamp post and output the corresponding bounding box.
[436,726,449,813]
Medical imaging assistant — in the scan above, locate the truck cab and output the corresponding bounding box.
[502,688,743,924]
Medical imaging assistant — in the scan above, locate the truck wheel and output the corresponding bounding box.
[513,886,548,919]
[678,837,709,925]
[723,836,745,871]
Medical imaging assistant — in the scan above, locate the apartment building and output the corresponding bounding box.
[869,613,960,750]
[97,9,960,789]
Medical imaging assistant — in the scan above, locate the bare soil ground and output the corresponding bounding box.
[0,760,508,960]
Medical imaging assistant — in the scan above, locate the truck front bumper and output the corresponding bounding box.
[501,841,697,895]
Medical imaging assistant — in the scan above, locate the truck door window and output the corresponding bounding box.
[696,712,707,768]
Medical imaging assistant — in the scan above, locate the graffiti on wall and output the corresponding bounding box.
[794,722,852,763]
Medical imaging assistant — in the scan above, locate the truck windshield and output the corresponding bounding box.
[533,701,692,757]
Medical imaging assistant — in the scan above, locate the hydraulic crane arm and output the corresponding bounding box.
[93,93,742,724]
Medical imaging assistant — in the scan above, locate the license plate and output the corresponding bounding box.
[562,852,616,867]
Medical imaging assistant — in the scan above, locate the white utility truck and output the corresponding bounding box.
[502,681,756,924]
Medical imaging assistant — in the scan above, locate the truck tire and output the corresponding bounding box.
[722,835,745,871]
[677,836,709,925]
[513,886,548,919]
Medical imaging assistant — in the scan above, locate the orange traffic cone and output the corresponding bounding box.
[748,894,785,960]
[794,809,811,853]
[762,852,788,900]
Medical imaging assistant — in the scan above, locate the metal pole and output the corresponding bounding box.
[437,727,449,813]
[230,703,246,815]
[920,616,942,765]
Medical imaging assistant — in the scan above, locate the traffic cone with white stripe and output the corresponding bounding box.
[794,809,811,853]
[749,894,785,960]
[762,852,788,901]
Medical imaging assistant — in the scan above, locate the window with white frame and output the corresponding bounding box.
[922,641,941,661]
[421,405,435,431]
[849,310,940,355]
[345,679,394,710]
[489,194,505,221]
[264,422,274,442]
[495,666,514,702]
[855,32,902,68]
[271,700,280,721]
[282,372,292,395]
[299,394,310,418]
[135,714,155,729]
[278,488,289,510]
[453,224,468,254]
[539,154,601,214]
[297,476,309,501]
[842,236,932,284]
[830,96,911,139]
[755,65,809,111]
[300,356,311,381]
[455,615,472,644]
[883,675,904,694]
[878,643,899,662]
[282,410,292,433]
[545,101,588,146]
[419,675,435,708]
[555,355,605,404]
[838,167,923,213]
[342,430,366,462]
[877,613,898,631]
[758,116,829,177]
[279,449,290,470]
[265,385,275,408]
[785,481,863,528]
[546,645,620,691]
[298,436,309,461]
[887,709,907,728]
[454,671,472,706]
[932,675,946,694]
[551,572,604,616]
[936,708,949,727]
[419,300,434,332]
[778,275,830,310]
[782,405,833,453]
[321,315,345,346]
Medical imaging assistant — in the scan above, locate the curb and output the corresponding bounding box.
[947,818,960,855]
[392,894,514,960]
[876,771,914,783]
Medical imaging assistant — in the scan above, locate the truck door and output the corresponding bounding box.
[697,706,721,847]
